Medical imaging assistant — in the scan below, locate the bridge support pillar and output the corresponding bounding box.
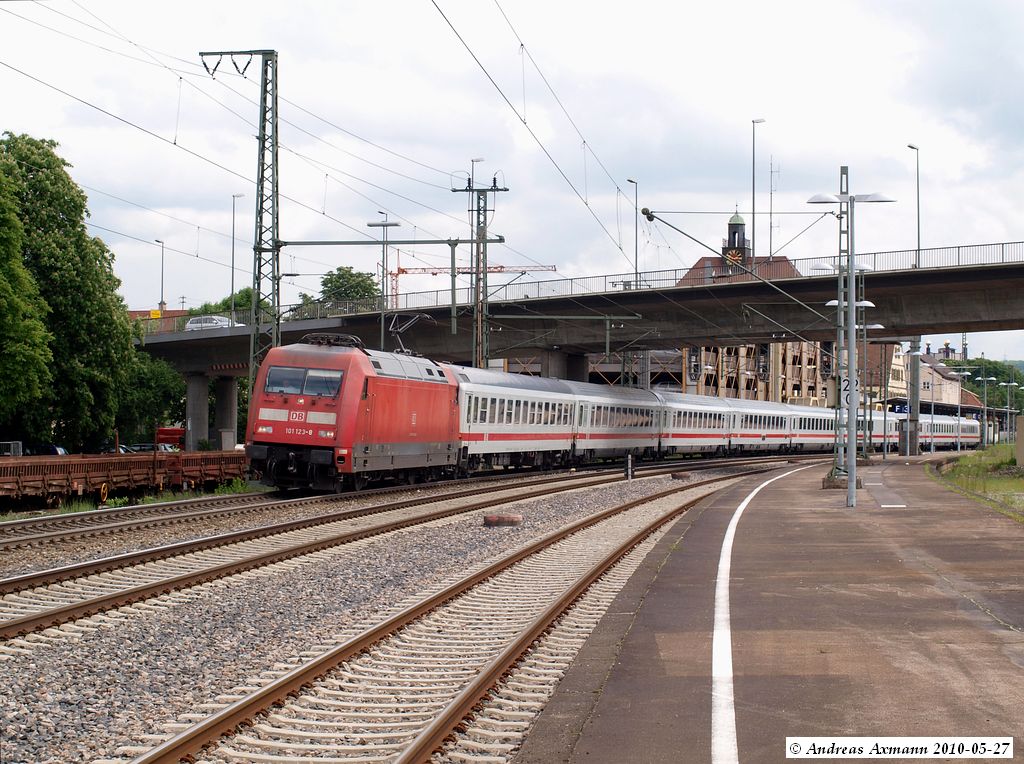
[531,350,588,381]
[185,372,209,452]
[214,377,238,450]
[905,336,921,455]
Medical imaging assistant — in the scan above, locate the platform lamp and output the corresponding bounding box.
[368,213,401,350]
[999,380,1018,443]
[808,184,895,508]
[927,363,947,452]
[975,375,997,447]
[950,371,972,450]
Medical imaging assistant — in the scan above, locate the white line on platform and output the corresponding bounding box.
[711,464,815,764]
[866,482,884,486]
[881,504,907,508]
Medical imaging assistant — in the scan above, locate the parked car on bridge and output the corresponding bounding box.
[129,443,178,452]
[184,315,239,331]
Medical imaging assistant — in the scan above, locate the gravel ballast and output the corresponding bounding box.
[0,469,753,764]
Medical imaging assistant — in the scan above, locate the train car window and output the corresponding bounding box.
[544,402,551,424]
[472,396,480,424]
[303,369,344,397]
[371,361,382,370]
[489,398,498,424]
[497,399,506,424]
[265,366,306,394]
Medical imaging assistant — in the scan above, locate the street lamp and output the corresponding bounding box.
[751,118,765,259]
[231,193,244,321]
[368,212,401,350]
[808,181,895,507]
[154,239,165,312]
[975,375,997,447]
[907,144,920,268]
[950,371,970,451]
[999,380,1019,443]
[928,363,947,453]
[626,178,639,287]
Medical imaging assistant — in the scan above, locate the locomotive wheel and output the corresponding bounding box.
[351,474,368,492]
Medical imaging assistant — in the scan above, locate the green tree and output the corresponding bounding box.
[0,133,134,451]
[0,168,52,438]
[114,351,185,442]
[191,286,267,316]
[319,267,378,302]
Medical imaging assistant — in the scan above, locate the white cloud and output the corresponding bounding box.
[1,0,1021,354]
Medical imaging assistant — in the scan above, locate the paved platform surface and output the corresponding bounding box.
[514,458,1024,763]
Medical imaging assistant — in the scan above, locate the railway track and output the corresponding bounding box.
[111,463,772,763]
[0,454,809,554]
[0,491,277,549]
[0,460,791,642]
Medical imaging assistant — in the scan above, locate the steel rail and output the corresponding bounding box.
[0,462,740,639]
[0,454,796,595]
[128,465,780,764]
[0,467,632,596]
[396,491,702,763]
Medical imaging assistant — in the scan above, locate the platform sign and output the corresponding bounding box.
[840,376,860,408]
[150,309,162,319]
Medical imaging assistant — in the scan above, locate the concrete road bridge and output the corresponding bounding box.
[137,240,1024,448]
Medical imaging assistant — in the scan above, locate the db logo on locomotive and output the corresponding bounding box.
[289,411,306,422]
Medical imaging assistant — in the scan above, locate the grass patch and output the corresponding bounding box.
[938,445,1024,523]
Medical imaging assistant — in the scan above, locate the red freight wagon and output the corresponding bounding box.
[246,334,459,491]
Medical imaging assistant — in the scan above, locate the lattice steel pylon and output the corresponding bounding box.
[200,49,280,393]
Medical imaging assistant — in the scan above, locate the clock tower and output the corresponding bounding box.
[722,211,750,268]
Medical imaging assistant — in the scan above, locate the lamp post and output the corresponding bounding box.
[367,213,401,350]
[154,239,166,312]
[927,362,947,452]
[626,178,639,287]
[999,380,1019,443]
[751,118,765,259]
[947,371,970,451]
[809,179,895,507]
[975,375,997,447]
[230,193,244,321]
[907,144,920,268]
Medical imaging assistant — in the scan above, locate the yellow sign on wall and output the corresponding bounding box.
[150,310,162,319]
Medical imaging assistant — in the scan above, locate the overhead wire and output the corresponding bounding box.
[12,1,560,288]
[430,0,632,269]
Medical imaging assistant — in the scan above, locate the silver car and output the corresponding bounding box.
[184,315,238,331]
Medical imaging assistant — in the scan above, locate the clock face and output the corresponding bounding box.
[725,249,742,264]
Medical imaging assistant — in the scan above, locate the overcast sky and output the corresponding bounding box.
[3,0,1022,360]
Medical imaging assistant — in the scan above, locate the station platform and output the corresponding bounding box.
[514,457,1024,763]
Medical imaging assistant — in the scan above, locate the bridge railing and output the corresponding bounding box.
[135,239,1024,335]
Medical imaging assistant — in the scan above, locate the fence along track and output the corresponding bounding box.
[120,470,753,764]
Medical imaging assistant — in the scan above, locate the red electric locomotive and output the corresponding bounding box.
[246,334,460,491]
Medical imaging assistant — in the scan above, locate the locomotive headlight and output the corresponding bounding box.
[256,425,273,434]
[319,430,335,439]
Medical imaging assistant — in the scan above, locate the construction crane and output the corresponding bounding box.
[388,256,556,308]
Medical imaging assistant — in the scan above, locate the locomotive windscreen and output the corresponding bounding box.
[265,366,343,397]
